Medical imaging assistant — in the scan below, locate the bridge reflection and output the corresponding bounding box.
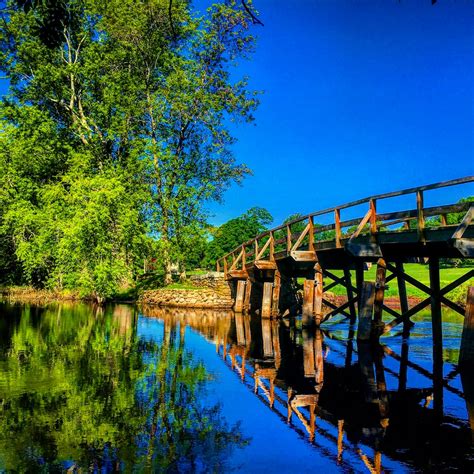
[141,306,474,472]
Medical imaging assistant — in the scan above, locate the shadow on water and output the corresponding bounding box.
[0,301,247,472]
[0,300,473,472]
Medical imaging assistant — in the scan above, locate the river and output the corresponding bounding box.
[0,301,472,472]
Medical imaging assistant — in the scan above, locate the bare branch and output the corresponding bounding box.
[241,0,263,26]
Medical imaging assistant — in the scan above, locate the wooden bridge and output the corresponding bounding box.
[216,176,474,345]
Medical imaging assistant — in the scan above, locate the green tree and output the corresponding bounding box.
[203,206,272,267]
[0,0,260,296]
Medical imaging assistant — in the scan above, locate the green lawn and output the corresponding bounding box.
[311,263,473,303]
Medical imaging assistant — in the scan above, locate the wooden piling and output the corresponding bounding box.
[373,259,386,322]
[234,280,246,313]
[344,267,357,325]
[314,264,324,326]
[243,278,252,313]
[358,282,375,341]
[396,261,410,336]
[271,270,281,317]
[429,257,443,417]
[459,286,474,366]
[261,281,273,318]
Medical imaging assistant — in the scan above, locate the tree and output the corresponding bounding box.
[0,0,260,296]
[203,207,272,267]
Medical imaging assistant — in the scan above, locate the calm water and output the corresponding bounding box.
[0,301,472,473]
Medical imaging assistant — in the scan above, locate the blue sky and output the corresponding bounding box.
[1,1,472,227]
[202,0,474,226]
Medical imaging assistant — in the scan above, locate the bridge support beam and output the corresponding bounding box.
[302,264,324,326]
[460,286,474,366]
[429,256,443,418]
[234,279,247,313]
[358,282,375,341]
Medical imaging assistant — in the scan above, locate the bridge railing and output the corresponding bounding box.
[217,176,474,273]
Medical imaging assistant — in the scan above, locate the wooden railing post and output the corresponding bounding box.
[286,225,292,252]
[308,216,314,251]
[269,231,275,261]
[334,209,342,248]
[254,240,258,262]
[223,257,228,275]
[216,259,221,272]
[370,199,377,235]
[417,190,425,242]
[242,245,246,268]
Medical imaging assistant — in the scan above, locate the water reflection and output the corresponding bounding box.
[0,302,247,472]
[142,305,474,472]
[0,301,473,472]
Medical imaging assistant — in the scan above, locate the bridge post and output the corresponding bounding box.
[314,264,324,326]
[243,278,252,313]
[460,286,474,366]
[373,258,387,337]
[358,281,375,341]
[302,275,315,326]
[271,270,281,317]
[429,256,443,418]
[261,281,273,318]
[234,279,246,313]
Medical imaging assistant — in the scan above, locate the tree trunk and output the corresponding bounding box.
[179,261,186,282]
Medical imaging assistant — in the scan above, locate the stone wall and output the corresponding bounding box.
[138,273,233,309]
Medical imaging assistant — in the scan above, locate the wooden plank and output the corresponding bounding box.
[272,270,281,316]
[417,190,425,242]
[286,225,292,252]
[290,250,317,262]
[234,280,246,312]
[256,236,272,260]
[373,258,387,331]
[452,204,474,239]
[229,249,243,270]
[396,261,410,336]
[350,208,373,240]
[314,264,323,325]
[254,260,277,270]
[370,199,377,235]
[357,282,375,341]
[261,282,273,318]
[309,217,315,251]
[344,267,357,325]
[345,242,382,257]
[291,222,311,251]
[429,256,443,415]
[243,278,252,313]
[335,208,342,248]
[460,286,474,366]
[227,269,248,280]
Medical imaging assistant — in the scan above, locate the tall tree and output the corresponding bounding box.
[0,0,260,295]
[203,206,272,267]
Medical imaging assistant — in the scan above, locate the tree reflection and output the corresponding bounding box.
[0,302,247,471]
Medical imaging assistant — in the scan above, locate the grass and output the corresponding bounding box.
[305,263,473,303]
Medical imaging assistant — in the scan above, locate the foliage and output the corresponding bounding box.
[0,0,260,297]
[0,302,247,470]
[202,207,272,267]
